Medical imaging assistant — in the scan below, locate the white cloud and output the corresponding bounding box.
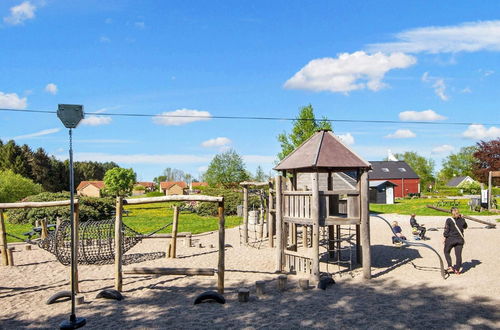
[44,83,58,95]
[422,72,448,101]
[0,91,27,109]
[461,87,472,94]
[81,115,112,126]
[3,1,36,25]
[368,20,500,54]
[100,36,111,43]
[201,137,232,148]
[385,129,416,139]
[153,109,212,126]
[337,133,355,145]
[463,124,500,140]
[197,166,208,173]
[284,51,416,93]
[432,144,454,153]
[399,109,447,121]
[12,128,60,140]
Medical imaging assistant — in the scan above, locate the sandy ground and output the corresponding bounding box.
[1,214,499,329]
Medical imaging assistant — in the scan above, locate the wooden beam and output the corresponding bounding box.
[490,171,500,177]
[243,186,248,245]
[426,205,496,227]
[169,206,179,258]
[268,190,274,247]
[123,195,222,205]
[0,200,77,209]
[360,170,371,280]
[114,197,123,291]
[275,175,283,272]
[124,267,215,276]
[0,210,8,266]
[217,201,225,294]
[239,181,269,187]
[488,171,493,211]
[311,172,320,283]
[143,232,191,239]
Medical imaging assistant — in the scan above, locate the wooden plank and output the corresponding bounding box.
[360,170,371,280]
[323,217,361,226]
[282,191,313,196]
[243,187,248,245]
[123,195,223,205]
[319,190,359,196]
[311,172,320,283]
[114,197,123,291]
[268,191,274,247]
[217,201,225,294]
[239,181,269,187]
[169,206,179,258]
[426,205,496,227]
[488,171,493,211]
[0,200,76,209]
[124,267,215,276]
[0,210,8,266]
[283,217,313,225]
[144,232,191,239]
[490,171,500,177]
[347,195,360,218]
[275,176,283,272]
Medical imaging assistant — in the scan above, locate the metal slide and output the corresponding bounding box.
[372,215,446,279]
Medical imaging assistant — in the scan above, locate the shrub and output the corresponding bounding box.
[145,191,164,197]
[7,192,114,225]
[460,181,481,195]
[0,170,43,203]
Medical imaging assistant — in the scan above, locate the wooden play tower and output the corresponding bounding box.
[272,129,372,281]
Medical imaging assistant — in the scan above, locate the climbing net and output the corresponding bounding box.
[38,219,171,266]
[239,188,268,249]
[320,225,357,277]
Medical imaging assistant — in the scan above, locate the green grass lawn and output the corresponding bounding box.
[3,202,242,243]
[370,197,500,217]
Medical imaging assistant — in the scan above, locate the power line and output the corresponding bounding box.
[0,107,498,126]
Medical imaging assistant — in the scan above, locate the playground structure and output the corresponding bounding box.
[239,181,270,248]
[0,194,226,295]
[270,130,372,282]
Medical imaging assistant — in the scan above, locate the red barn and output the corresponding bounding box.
[368,161,420,198]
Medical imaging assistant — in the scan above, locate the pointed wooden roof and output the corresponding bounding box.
[274,130,371,170]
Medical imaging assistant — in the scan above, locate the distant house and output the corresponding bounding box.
[160,181,187,195]
[369,180,397,204]
[368,161,420,198]
[136,181,156,192]
[191,182,208,189]
[77,181,105,197]
[446,176,475,187]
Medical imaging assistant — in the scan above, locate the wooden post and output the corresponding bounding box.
[355,224,361,265]
[311,172,320,283]
[74,203,80,293]
[299,278,309,290]
[238,288,250,302]
[268,191,274,247]
[7,247,15,266]
[258,205,264,240]
[217,201,225,294]
[255,280,265,296]
[115,197,123,291]
[169,206,179,258]
[184,234,192,247]
[243,186,248,245]
[360,170,371,280]
[41,219,49,240]
[0,210,8,266]
[488,171,492,210]
[275,176,283,272]
[277,274,287,291]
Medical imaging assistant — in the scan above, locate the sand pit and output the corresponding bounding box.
[1,214,499,329]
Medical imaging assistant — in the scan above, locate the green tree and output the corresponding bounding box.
[277,105,332,160]
[103,168,137,197]
[394,151,435,189]
[253,165,268,182]
[0,170,42,203]
[203,149,249,187]
[439,146,477,182]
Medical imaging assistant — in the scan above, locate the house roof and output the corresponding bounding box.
[136,181,155,188]
[369,180,398,188]
[368,161,419,180]
[76,181,105,191]
[160,181,187,190]
[192,182,208,187]
[446,176,471,187]
[274,130,371,171]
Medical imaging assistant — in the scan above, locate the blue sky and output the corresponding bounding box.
[1,0,499,181]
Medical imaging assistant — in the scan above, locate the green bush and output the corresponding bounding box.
[460,181,481,195]
[7,192,114,225]
[0,170,43,203]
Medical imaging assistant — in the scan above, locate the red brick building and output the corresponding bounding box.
[368,161,420,198]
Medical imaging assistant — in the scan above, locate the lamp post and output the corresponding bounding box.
[57,104,86,330]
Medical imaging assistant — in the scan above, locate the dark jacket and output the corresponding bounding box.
[410,216,420,228]
[444,217,467,241]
